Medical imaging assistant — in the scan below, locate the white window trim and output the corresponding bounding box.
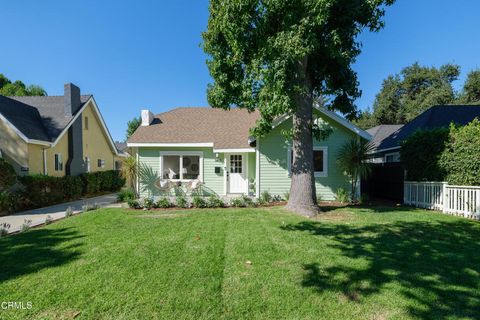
[86,156,91,172]
[98,159,106,168]
[159,151,204,182]
[287,146,328,178]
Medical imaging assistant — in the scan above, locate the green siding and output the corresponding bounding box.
[138,147,224,198]
[259,113,356,201]
[137,112,361,200]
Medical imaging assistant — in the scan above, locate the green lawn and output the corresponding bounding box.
[1,205,480,319]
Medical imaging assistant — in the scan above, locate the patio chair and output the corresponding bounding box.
[154,179,171,194]
[167,168,177,180]
[186,179,202,195]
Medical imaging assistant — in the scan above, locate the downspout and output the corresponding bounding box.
[43,148,48,175]
[255,139,260,198]
[136,148,139,196]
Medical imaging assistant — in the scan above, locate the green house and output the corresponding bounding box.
[127,106,371,200]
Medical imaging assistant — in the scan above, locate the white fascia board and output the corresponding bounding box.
[116,152,129,158]
[127,142,214,148]
[89,97,120,155]
[213,148,256,153]
[50,101,88,147]
[373,146,401,153]
[51,97,119,155]
[29,139,52,146]
[0,112,52,146]
[314,105,372,141]
[249,106,372,144]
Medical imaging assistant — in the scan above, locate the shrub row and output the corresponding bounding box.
[127,192,285,210]
[401,119,480,185]
[16,170,125,210]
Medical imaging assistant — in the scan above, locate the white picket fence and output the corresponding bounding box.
[404,181,480,219]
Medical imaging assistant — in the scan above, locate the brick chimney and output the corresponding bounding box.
[64,83,82,116]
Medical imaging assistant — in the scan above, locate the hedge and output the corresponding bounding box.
[401,118,480,185]
[400,128,450,181]
[17,170,125,210]
[0,158,16,191]
[440,119,480,185]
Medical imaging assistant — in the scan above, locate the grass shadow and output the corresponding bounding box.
[0,227,84,282]
[282,218,480,318]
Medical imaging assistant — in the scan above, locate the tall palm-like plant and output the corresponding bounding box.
[120,156,138,191]
[337,139,374,202]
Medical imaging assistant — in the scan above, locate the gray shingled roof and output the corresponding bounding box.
[367,124,403,149]
[0,95,90,142]
[373,105,480,151]
[115,142,127,152]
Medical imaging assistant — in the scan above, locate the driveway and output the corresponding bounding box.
[0,194,120,234]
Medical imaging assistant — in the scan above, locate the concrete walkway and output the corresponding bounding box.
[0,194,121,234]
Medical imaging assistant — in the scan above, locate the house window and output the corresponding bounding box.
[98,159,105,168]
[85,157,91,172]
[85,117,89,130]
[385,152,400,163]
[54,154,63,171]
[161,153,202,180]
[288,147,328,177]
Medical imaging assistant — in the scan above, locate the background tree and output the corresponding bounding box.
[355,63,460,128]
[353,108,376,130]
[0,74,47,96]
[336,139,374,202]
[370,75,403,124]
[458,70,480,104]
[126,117,141,140]
[203,0,394,216]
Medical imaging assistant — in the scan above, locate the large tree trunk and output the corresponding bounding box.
[285,59,320,217]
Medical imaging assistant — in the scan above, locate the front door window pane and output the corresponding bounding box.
[230,155,242,173]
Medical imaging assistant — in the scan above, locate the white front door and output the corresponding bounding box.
[228,154,247,194]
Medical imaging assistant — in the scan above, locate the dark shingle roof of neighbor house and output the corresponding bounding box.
[372,105,480,151]
[367,124,404,150]
[0,95,91,142]
[128,107,260,149]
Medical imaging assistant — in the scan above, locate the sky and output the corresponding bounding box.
[1,0,480,142]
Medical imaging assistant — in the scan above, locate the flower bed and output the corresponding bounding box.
[126,192,286,210]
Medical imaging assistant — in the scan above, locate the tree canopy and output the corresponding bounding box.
[458,70,480,104]
[203,0,394,137]
[126,117,141,140]
[203,0,394,215]
[355,64,480,129]
[355,63,460,128]
[0,73,47,96]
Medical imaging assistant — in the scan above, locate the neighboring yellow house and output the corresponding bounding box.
[0,83,126,177]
